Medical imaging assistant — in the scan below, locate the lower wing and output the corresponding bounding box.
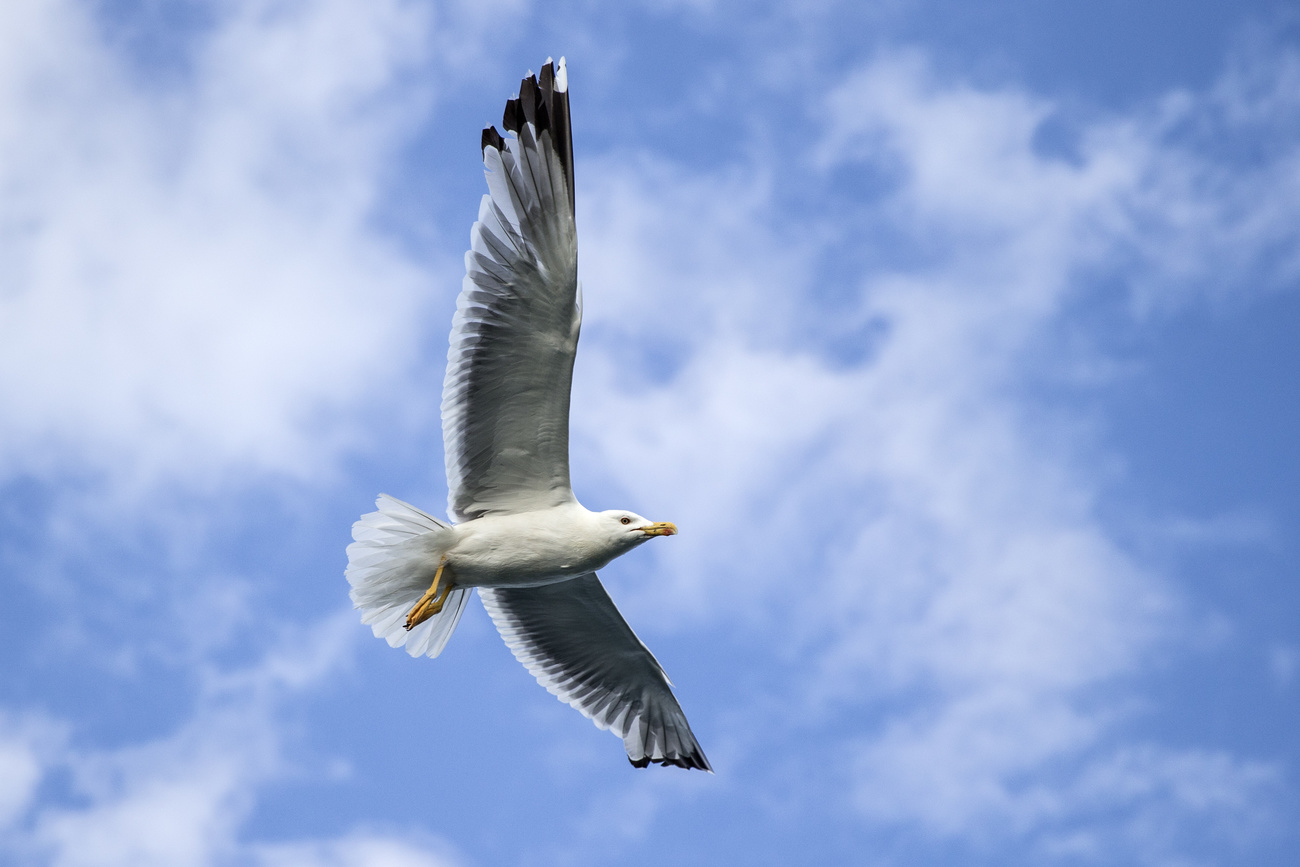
[479,574,711,771]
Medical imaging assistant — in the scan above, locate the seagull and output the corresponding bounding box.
[345,58,710,771]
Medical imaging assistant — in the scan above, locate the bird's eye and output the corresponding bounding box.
[620,516,631,525]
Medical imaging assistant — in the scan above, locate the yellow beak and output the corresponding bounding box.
[639,521,678,537]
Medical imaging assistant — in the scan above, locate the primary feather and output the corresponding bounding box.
[444,62,579,523]
[482,575,711,770]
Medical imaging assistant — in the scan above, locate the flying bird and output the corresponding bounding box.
[345,58,710,771]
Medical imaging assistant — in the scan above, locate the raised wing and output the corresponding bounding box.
[480,575,712,771]
[443,59,580,523]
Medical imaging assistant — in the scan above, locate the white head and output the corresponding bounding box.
[596,509,678,551]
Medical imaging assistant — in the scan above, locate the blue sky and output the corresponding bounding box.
[1,1,1298,864]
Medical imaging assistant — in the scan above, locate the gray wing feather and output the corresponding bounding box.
[444,62,580,522]
[479,574,712,771]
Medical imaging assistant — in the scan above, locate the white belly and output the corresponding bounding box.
[445,506,618,588]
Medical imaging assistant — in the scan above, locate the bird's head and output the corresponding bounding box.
[599,510,677,549]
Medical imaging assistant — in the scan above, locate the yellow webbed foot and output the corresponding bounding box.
[405,558,452,630]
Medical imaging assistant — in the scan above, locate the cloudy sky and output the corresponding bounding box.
[2,0,1298,864]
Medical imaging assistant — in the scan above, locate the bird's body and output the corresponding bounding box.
[378,501,674,589]
[345,58,710,771]
[450,505,617,585]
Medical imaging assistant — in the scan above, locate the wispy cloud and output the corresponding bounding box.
[0,0,438,491]
[0,4,467,861]
[564,39,1300,857]
[255,832,460,867]
[1,613,458,867]
[2,1,1297,864]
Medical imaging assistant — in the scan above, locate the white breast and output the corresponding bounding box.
[446,504,617,587]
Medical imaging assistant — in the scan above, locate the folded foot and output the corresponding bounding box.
[405,558,452,630]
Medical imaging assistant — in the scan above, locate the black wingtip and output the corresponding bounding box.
[493,59,574,214]
[481,125,504,155]
[502,93,525,135]
[628,750,713,772]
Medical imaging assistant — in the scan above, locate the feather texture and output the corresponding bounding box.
[480,575,712,771]
[346,495,469,658]
[443,59,579,523]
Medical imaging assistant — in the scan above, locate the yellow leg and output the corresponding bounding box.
[405,558,453,631]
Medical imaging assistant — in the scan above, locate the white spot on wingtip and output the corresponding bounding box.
[556,57,568,92]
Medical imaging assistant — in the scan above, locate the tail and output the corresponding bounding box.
[346,494,470,658]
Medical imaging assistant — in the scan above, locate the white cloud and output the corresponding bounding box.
[566,40,1299,854]
[1271,644,1299,689]
[0,0,439,491]
[4,1,1297,861]
[1124,35,1300,311]
[1040,746,1283,862]
[0,742,41,830]
[0,612,459,867]
[0,713,61,831]
[255,832,459,867]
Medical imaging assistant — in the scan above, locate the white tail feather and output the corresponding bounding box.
[346,494,467,658]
